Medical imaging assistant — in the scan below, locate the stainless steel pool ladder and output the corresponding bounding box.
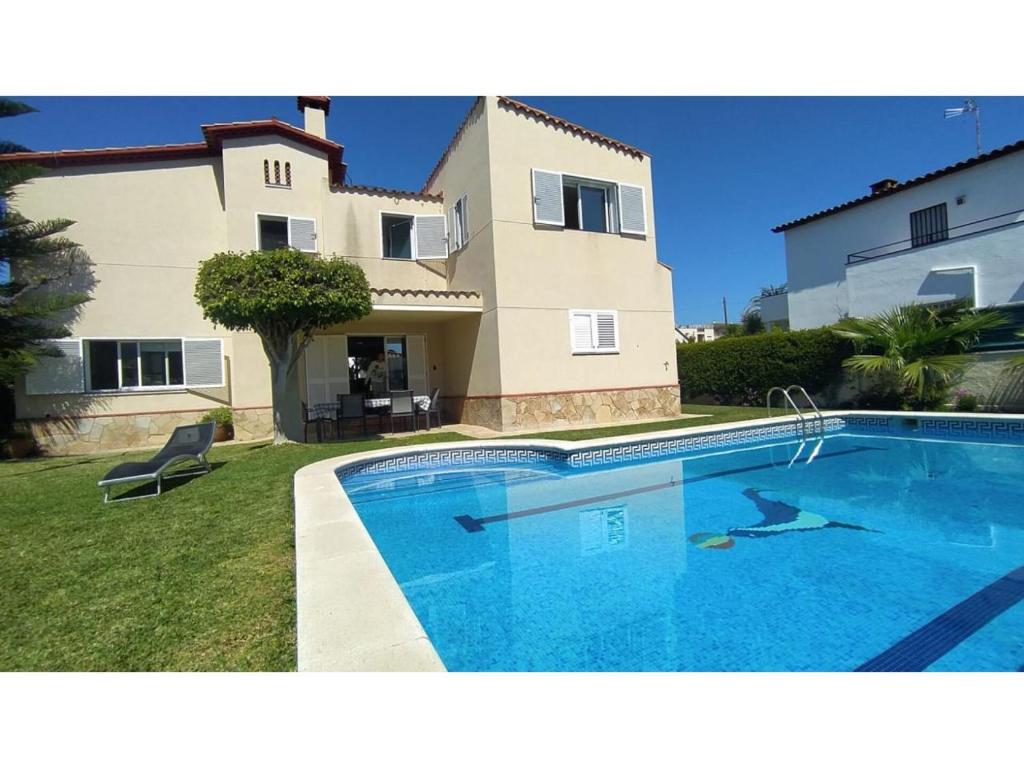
[766,385,825,439]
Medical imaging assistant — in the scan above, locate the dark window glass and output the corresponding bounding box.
[168,349,184,386]
[382,215,413,259]
[120,342,139,388]
[259,217,289,250]
[580,185,607,232]
[910,203,948,248]
[563,185,580,230]
[87,340,118,390]
[140,342,169,386]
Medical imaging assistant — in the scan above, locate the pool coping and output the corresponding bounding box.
[293,409,1024,672]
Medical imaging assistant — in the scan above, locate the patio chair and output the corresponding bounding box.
[336,392,368,438]
[302,400,328,443]
[387,389,422,433]
[420,388,443,429]
[97,422,215,503]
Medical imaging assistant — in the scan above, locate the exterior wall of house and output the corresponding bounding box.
[11,96,681,450]
[8,158,256,453]
[759,292,790,330]
[783,151,1024,329]
[424,97,679,429]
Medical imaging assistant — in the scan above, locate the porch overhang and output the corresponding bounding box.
[365,287,482,322]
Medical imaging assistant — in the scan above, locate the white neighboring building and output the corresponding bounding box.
[675,324,724,343]
[772,140,1024,330]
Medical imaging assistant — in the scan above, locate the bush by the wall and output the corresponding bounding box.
[677,329,852,406]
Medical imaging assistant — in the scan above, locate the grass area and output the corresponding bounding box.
[0,431,471,671]
[0,403,769,671]
[510,404,770,441]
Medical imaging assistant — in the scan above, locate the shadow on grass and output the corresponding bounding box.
[103,462,227,503]
[2,454,111,477]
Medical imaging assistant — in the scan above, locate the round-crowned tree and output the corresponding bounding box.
[195,249,372,444]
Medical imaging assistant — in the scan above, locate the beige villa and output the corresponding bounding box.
[3,96,679,453]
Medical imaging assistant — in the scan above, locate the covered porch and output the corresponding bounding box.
[292,290,483,440]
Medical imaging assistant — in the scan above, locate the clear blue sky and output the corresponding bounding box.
[5,96,1024,322]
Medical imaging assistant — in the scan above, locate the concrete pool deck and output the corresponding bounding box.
[292,409,1024,671]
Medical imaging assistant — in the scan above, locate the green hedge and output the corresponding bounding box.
[677,329,852,406]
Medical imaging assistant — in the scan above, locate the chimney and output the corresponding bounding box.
[869,178,898,195]
[296,96,330,138]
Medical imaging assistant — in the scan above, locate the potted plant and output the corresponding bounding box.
[199,407,234,442]
[3,429,37,459]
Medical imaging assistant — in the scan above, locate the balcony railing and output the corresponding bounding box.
[846,208,1024,265]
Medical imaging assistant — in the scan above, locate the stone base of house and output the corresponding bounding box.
[447,385,682,432]
[22,407,275,456]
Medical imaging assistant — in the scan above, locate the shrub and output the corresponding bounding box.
[199,407,233,426]
[954,389,979,412]
[677,328,851,406]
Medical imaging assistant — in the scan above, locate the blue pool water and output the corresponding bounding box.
[341,427,1024,671]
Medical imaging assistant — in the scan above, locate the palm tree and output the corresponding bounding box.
[833,303,1007,408]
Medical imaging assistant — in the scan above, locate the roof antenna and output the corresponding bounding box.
[944,98,981,157]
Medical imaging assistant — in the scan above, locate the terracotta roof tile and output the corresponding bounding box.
[772,138,1024,232]
[496,96,648,158]
[334,184,442,203]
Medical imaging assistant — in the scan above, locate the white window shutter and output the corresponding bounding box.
[570,313,594,353]
[447,207,457,254]
[595,312,618,351]
[617,183,647,235]
[24,339,84,395]
[288,217,317,252]
[406,334,428,396]
[183,339,224,388]
[459,194,468,247]
[415,214,447,259]
[532,169,564,226]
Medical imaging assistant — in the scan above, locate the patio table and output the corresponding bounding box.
[308,396,431,420]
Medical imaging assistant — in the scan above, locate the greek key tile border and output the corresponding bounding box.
[918,417,1024,443]
[336,418,846,482]
[566,417,846,469]
[842,415,894,433]
[336,446,564,482]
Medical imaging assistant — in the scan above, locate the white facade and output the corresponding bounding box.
[675,324,723,343]
[758,291,789,330]
[775,147,1024,329]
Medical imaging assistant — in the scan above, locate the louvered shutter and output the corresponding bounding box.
[288,217,317,252]
[532,169,564,226]
[183,339,224,388]
[24,339,84,394]
[458,195,468,248]
[571,313,594,353]
[447,206,457,254]
[617,183,647,235]
[595,312,618,351]
[415,215,447,259]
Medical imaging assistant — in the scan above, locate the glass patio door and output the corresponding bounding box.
[384,336,407,390]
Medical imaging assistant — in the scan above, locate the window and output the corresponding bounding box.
[257,214,317,252]
[562,177,617,233]
[910,203,948,248]
[263,159,292,188]
[380,212,448,260]
[259,216,290,250]
[448,194,468,252]
[382,214,414,260]
[569,310,619,354]
[86,340,185,391]
[532,169,647,235]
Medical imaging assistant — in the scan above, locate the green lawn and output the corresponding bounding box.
[0,432,471,671]
[0,403,766,671]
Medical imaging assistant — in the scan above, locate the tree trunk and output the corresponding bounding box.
[259,329,310,445]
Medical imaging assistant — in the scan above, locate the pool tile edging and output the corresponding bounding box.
[293,410,1024,672]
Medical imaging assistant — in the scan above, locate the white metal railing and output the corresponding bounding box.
[766,385,825,439]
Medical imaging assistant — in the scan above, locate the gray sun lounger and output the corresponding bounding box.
[98,422,216,502]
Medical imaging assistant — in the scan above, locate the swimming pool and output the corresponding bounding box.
[326,414,1024,671]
